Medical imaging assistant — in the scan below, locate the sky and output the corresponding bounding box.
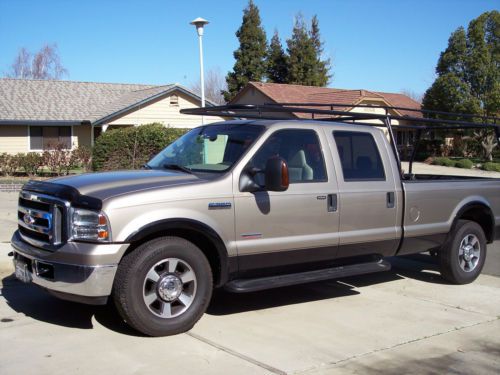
[0,0,498,96]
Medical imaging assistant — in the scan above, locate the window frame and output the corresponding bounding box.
[249,128,328,184]
[28,125,73,152]
[332,130,386,182]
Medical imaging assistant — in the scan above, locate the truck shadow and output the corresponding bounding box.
[0,274,141,336]
[0,254,445,335]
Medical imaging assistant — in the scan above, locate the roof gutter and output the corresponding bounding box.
[0,120,90,126]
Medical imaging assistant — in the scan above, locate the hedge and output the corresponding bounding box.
[432,157,456,167]
[454,159,474,169]
[0,145,92,177]
[92,123,188,171]
[482,162,500,172]
[431,157,473,169]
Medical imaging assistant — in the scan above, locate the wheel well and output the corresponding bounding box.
[123,225,228,287]
[457,204,495,243]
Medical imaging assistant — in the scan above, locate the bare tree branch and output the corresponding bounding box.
[400,89,423,103]
[190,67,227,105]
[5,43,68,79]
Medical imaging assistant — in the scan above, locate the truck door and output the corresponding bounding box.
[234,128,340,275]
[328,129,401,258]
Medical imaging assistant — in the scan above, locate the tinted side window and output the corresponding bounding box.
[249,129,327,183]
[333,131,385,181]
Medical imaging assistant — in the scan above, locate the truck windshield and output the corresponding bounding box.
[147,123,265,173]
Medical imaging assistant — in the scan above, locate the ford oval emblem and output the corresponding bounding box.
[24,213,36,225]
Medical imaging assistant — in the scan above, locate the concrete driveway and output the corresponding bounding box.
[1,191,499,374]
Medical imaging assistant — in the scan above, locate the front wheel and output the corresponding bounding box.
[113,236,213,336]
[439,220,486,284]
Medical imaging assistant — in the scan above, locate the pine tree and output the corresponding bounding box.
[310,15,331,85]
[286,14,330,86]
[422,11,499,160]
[266,30,288,83]
[223,0,267,102]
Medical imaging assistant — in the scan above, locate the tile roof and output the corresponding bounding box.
[0,78,201,124]
[234,82,422,118]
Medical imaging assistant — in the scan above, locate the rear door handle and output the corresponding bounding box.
[328,194,337,212]
[387,192,395,208]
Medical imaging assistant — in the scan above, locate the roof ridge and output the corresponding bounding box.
[0,77,163,87]
[250,81,336,90]
[130,84,174,93]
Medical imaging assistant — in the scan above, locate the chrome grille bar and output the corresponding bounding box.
[17,190,70,250]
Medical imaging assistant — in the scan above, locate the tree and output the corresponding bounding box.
[310,15,331,84]
[286,14,331,86]
[190,67,227,104]
[422,11,499,161]
[266,30,288,83]
[223,0,267,102]
[6,44,67,79]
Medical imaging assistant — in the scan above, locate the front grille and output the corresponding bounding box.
[18,191,69,251]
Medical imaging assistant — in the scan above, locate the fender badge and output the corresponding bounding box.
[208,202,232,210]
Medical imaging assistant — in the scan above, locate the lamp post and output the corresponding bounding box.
[190,17,209,124]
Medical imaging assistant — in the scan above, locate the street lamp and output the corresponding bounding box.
[190,17,209,124]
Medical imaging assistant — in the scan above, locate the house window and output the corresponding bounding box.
[169,95,179,106]
[30,126,72,150]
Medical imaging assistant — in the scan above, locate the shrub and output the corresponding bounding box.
[432,157,455,167]
[92,124,188,171]
[19,152,44,176]
[73,145,92,172]
[43,143,76,176]
[0,153,22,176]
[454,159,473,169]
[482,162,500,172]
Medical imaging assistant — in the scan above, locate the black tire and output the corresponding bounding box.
[113,236,213,336]
[439,220,487,284]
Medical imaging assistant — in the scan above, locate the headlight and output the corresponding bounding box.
[71,208,111,242]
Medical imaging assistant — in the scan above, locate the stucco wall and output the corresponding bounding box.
[107,92,224,128]
[0,125,28,154]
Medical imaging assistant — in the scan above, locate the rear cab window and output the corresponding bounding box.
[333,131,385,181]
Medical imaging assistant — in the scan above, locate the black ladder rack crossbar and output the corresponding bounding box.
[180,104,500,179]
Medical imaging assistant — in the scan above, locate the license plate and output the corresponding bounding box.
[14,259,32,283]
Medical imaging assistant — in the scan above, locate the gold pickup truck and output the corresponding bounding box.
[10,104,500,336]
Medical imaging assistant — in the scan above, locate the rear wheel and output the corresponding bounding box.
[113,237,213,336]
[439,220,486,284]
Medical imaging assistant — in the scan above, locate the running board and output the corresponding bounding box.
[225,260,391,293]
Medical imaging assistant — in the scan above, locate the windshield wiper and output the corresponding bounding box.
[163,164,194,174]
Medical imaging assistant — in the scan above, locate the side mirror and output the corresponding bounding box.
[265,156,289,192]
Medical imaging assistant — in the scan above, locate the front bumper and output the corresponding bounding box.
[11,231,129,304]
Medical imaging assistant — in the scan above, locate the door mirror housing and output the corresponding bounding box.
[265,156,289,192]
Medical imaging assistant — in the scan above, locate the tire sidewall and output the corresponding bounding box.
[118,237,212,336]
[444,221,486,284]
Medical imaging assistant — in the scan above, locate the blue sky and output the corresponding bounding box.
[0,0,497,95]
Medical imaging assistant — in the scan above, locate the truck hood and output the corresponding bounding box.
[49,170,201,201]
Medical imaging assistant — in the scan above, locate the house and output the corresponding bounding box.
[230,82,422,155]
[0,78,222,154]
